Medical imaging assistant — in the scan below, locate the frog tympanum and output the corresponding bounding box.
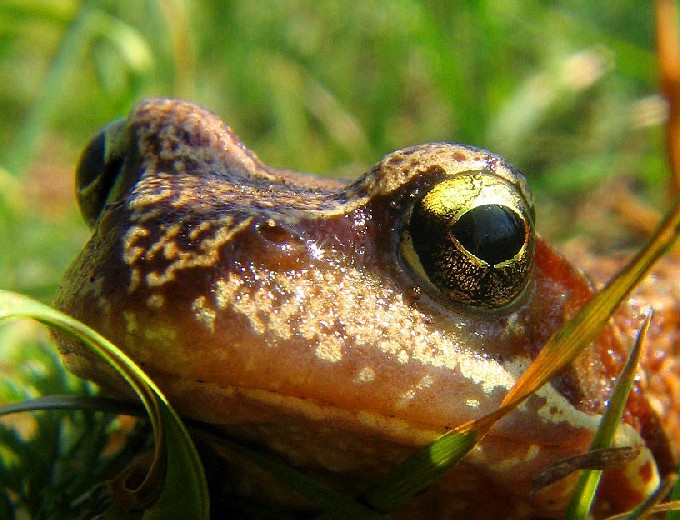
[55,99,678,518]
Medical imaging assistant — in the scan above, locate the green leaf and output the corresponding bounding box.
[565,313,650,519]
[0,289,209,519]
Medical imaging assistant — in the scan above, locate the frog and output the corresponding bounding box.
[54,98,678,518]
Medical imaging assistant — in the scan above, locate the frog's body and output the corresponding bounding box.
[56,99,676,518]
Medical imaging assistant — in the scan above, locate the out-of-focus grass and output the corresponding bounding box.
[0,1,668,516]
[0,319,152,519]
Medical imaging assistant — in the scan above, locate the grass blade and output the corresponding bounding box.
[192,427,384,520]
[0,394,141,418]
[0,289,209,518]
[2,1,97,175]
[565,314,650,519]
[360,424,478,512]
[360,409,504,512]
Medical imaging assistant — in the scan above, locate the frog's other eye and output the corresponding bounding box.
[76,117,130,228]
[401,171,535,309]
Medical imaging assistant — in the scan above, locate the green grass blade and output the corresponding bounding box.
[0,289,209,518]
[359,409,506,514]
[0,394,141,417]
[668,461,680,517]
[192,427,384,520]
[2,1,96,175]
[565,314,650,519]
[360,424,478,513]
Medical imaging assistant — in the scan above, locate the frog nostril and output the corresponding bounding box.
[256,219,300,244]
[251,219,310,270]
[259,220,283,242]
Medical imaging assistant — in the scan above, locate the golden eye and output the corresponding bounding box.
[401,171,535,309]
[76,117,129,228]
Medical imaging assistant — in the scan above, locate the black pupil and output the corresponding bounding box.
[451,204,525,265]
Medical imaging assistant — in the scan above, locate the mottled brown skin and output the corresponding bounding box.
[55,99,674,518]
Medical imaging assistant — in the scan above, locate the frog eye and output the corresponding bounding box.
[76,117,129,228]
[401,171,535,309]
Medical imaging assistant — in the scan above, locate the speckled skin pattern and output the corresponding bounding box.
[55,99,676,518]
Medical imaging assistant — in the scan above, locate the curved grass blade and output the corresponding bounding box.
[0,290,209,519]
[0,392,383,519]
[565,313,650,519]
[0,394,141,418]
[192,427,384,520]
[610,477,675,520]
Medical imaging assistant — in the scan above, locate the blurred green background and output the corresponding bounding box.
[0,0,665,301]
